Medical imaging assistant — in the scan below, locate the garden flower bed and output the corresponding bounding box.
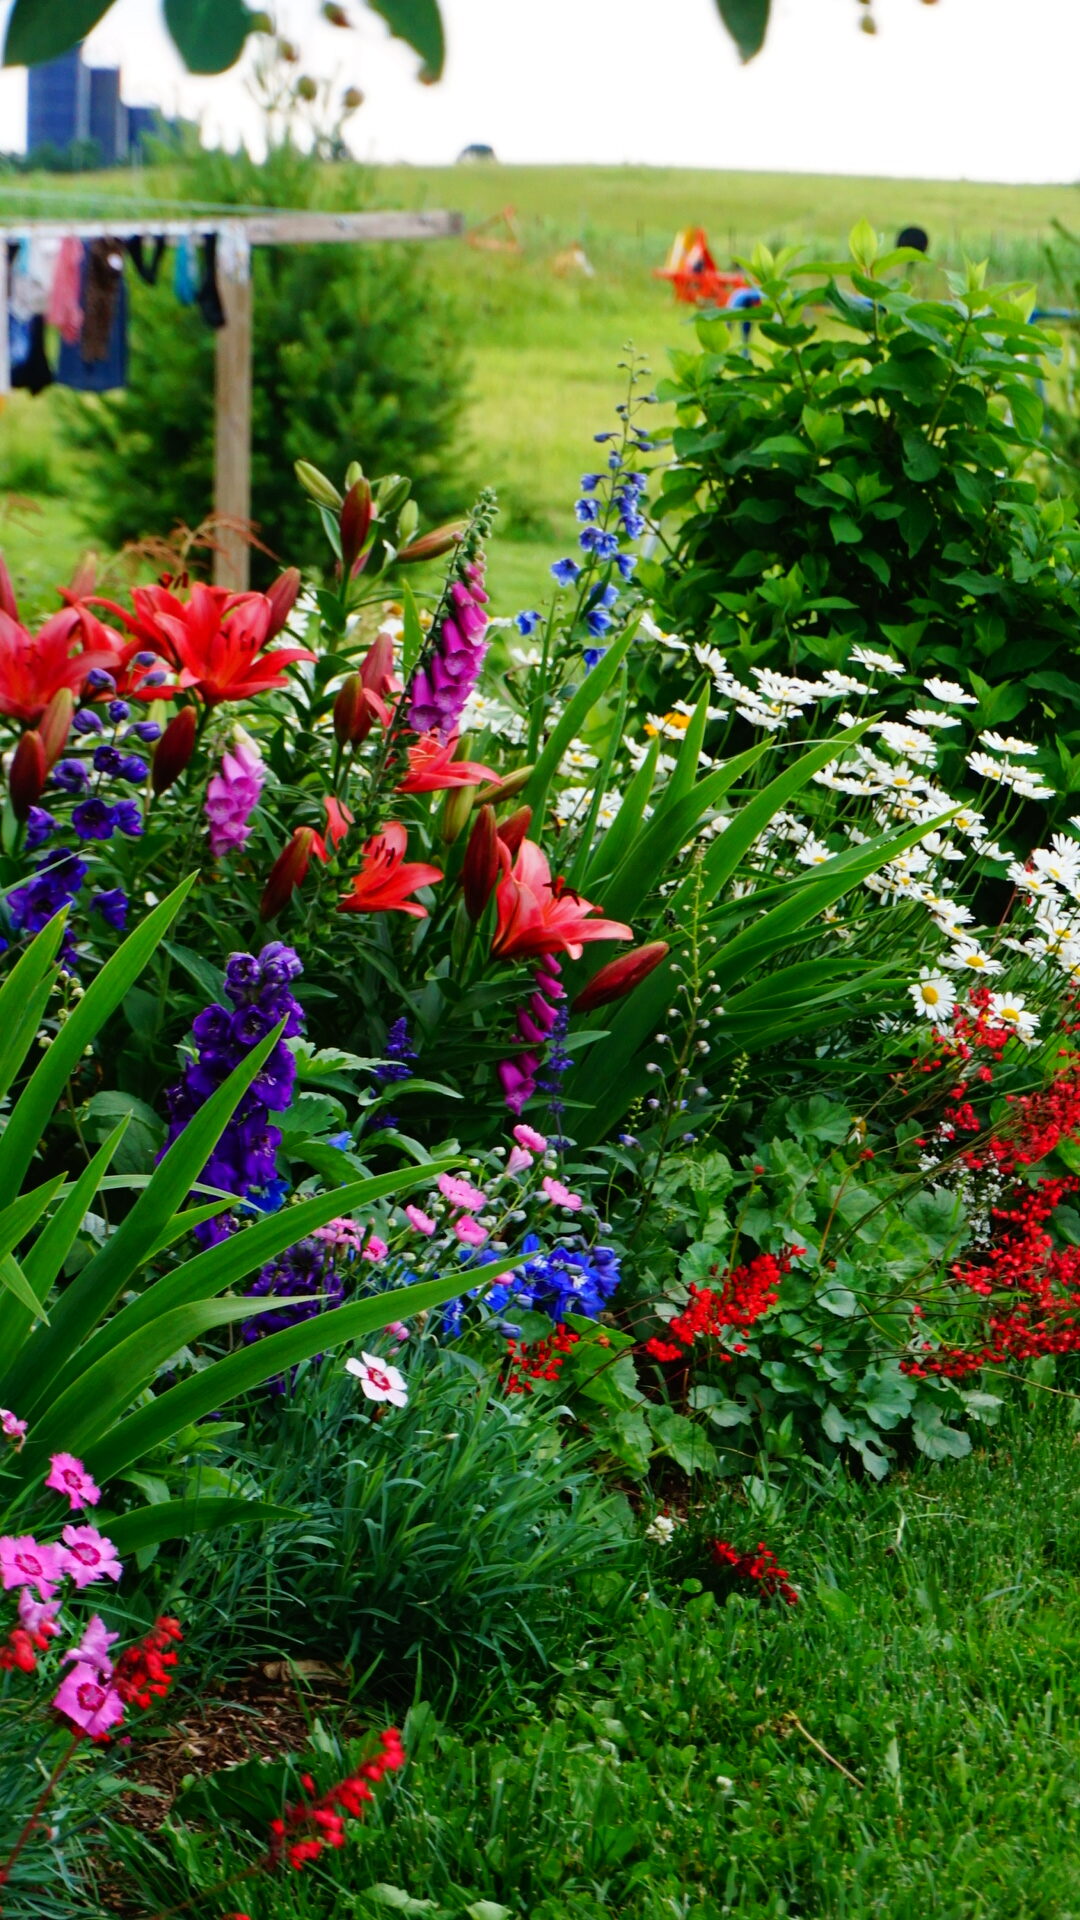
[4,231,1080,1916]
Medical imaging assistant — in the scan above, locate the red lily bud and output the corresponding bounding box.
[476,766,535,805]
[396,522,465,564]
[497,806,533,859]
[333,673,373,748]
[359,630,397,698]
[39,688,75,769]
[462,805,499,921]
[260,825,326,921]
[0,555,16,620]
[266,567,301,636]
[151,705,198,795]
[571,941,671,1014]
[9,730,46,821]
[340,479,373,578]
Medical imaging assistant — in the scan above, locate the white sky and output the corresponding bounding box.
[0,0,1076,183]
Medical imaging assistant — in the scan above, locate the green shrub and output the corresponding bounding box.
[646,228,1080,746]
[59,144,468,580]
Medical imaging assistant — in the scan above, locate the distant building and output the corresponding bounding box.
[458,143,496,163]
[25,46,175,168]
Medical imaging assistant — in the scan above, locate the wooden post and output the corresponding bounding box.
[213,237,253,591]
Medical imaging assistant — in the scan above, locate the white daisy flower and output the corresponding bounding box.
[906,708,962,729]
[924,677,978,705]
[817,668,871,696]
[978,841,1010,863]
[875,721,937,765]
[751,667,819,707]
[852,646,905,676]
[1032,843,1080,889]
[561,741,599,774]
[736,703,786,733]
[979,731,1038,757]
[908,971,957,1022]
[639,611,689,652]
[967,751,1011,784]
[952,808,986,840]
[1007,775,1055,801]
[986,992,1039,1042]
[942,940,1003,976]
[919,831,964,863]
[796,836,834,867]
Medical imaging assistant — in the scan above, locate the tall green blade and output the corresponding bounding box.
[106,1496,302,1555]
[523,622,638,828]
[0,1125,125,1365]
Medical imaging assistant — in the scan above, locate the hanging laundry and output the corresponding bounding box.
[11,315,54,396]
[47,236,84,345]
[9,235,61,322]
[127,234,167,287]
[173,233,196,305]
[196,232,226,329]
[56,243,128,394]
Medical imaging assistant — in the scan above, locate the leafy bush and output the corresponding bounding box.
[646,228,1080,747]
[59,143,468,580]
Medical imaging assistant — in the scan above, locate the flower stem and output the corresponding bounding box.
[0,1731,83,1894]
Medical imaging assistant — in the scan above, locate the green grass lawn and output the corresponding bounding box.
[3,160,1080,613]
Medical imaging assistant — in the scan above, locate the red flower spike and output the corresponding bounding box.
[504,1323,579,1395]
[710,1538,799,1606]
[492,838,632,963]
[644,1247,801,1362]
[265,1728,405,1874]
[112,1616,182,1711]
[338,822,442,920]
[572,941,671,1013]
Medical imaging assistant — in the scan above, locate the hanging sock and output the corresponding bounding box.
[56,247,128,394]
[173,233,196,306]
[80,238,125,362]
[126,234,167,286]
[9,236,60,322]
[47,237,84,345]
[196,232,226,329]
[11,316,54,396]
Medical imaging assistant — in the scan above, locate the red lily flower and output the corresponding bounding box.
[396,732,498,794]
[338,822,443,919]
[492,838,633,962]
[91,582,315,708]
[0,605,119,724]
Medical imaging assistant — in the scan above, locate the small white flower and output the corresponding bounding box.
[952,808,986,840]
[979,731,1039,757]
[645,1512,681,1545]
[875,721,937,766]
[796,836,833,867]
[736,702,785,734]
[908,971,957,1022]
[852,646,905,676]
[924,677,978,705]
[1032,843,1080,889]
[751,666,819,707]
[1007,775,1055,801]
[817,668,871,696]
[346,1352,409,1408]
[561,740,599,774]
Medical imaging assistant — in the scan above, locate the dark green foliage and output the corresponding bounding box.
[174,1350,633,1702]
[59,145,467,582]
[648,232,1080,744]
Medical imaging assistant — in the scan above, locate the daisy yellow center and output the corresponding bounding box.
[923,985,941,1004]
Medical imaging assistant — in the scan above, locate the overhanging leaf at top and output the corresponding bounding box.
[716,0,770,62]
[164,0,254,74]
[3,0,113,66]
[368,0,445,79]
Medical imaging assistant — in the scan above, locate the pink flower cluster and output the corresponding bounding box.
[406,559,489,738]
[204,729,266,858]
[437,1170,489,1248]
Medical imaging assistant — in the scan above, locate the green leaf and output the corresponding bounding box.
[648,1405,718,1475]
[163,0,254,73]
[367,0,445,79]
[107,1496,300,1554]
[0,1124,126,1364]
[0,914,65,1104]
[3,0,113,65]
[0,1254,48,1323]
[85,1260,509,1482]
[816,1582,858,1624]
[523,620,638,827]
[715,0,770,62]
[400,579,426,680]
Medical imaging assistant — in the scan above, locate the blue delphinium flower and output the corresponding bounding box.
[580,473,601,492]
[515,610,542,637]
[551,558,580,586]
[8,850,87,936]
[72,710,103,737]
[578,527,620,562]
[52,759,89,794]
[585,608,611,638]
[583,647,607,669]
[25,807,57,851]
[128,720,162,744]
[374,1016,417,1085]
[616,554,637,581]
[574,498,599,524]
[71,798,117,842]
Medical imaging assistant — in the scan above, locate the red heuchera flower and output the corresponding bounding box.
[102,582,315,708]
[711,1539,799,1606]
[644,1246,802,1363]
[492,839,632,962]
[504,1323,579,1395]
[267,1728,405,1872]
[112,1615,182,1710]
[338,822,442,919]
[396,732,498,794]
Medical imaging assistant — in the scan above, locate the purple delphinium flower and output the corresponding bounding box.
[514,610,541,637]
[72,710,103,737]
[241,1236,346,1391]
[8,850,87,937]
[25,807,57,851]
[71,798,117,842]
[583,648,607,669]
[406,556,490,738]
[52,759,89,794]
[204,730,266,859]
[162,943,305,1247]
[111,800,143,837]
[373,1016,418,1085]
[91,888,128,931]
[127,720,162,744]
[551,558,580,586]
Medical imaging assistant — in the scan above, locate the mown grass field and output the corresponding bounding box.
[2,161,1079,612]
